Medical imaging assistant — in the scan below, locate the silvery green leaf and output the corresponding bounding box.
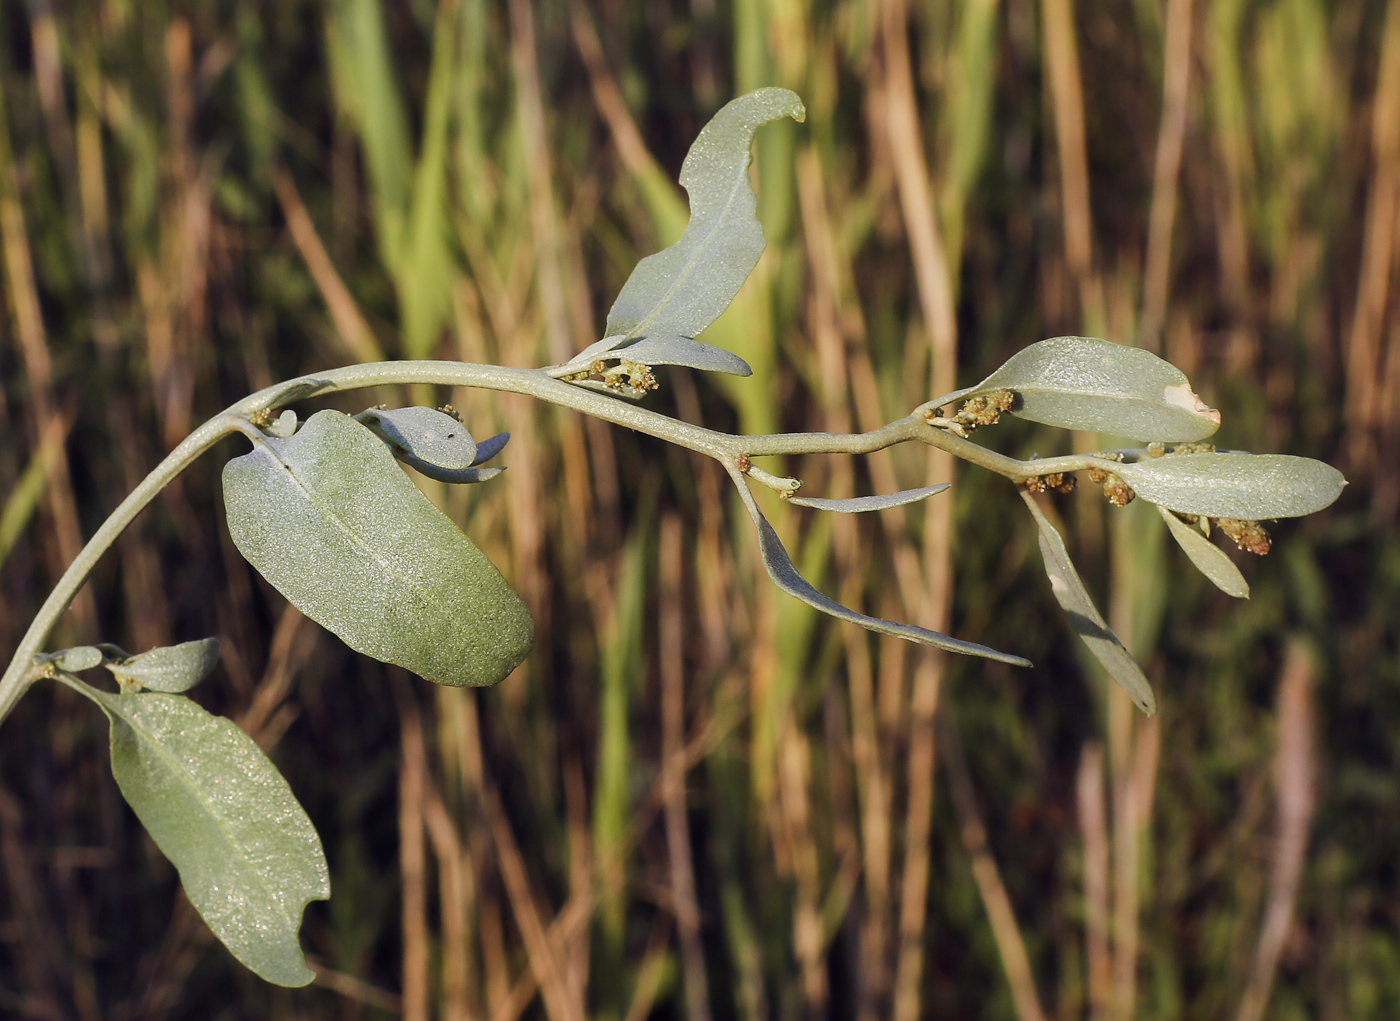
[51,646,103,671]
[1019,491,1156,715]
[549,335,628,376]
[1155,506,1249,599]
[355,406,477,469]
[85,687,328,986]
[937,337,1221,442]
[223,410,533,687]
[604,88,805,344]
[603,335,753,376]
[470,432,510,466]
[1113,453,1345,519]
[106,638,221,693]
[268,410,298,438]
[787,484,949,513]
[733,472,1029,666]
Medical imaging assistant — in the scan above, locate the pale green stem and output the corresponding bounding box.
[0,360,1139,725]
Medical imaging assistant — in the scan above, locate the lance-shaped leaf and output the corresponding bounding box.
[733,471,1029,666]
[1155,506,1250,599]
[934,337,1221,441]
[553,89,803,379]
[1019,490,1157,715]
[1112,452,1345,519]
[787,484,949,513]
[223,410,533,687]
[84,687,328,986]
[106,638,221,693]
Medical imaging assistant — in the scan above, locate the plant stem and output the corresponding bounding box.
[0,359,1135,726]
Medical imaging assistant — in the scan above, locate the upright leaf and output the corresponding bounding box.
[223,410,533,686]
[606,87,804,341]
[1019,490,1157,715]
[85,687,328,986]
[934,337,1221,441]
[1155,505,1250,599]
[1113,452,1346,518]
[552,89,804,380]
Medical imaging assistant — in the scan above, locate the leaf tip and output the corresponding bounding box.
[1163,381,1220,428]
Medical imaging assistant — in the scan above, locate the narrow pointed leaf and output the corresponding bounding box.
[938,337,1221,441]
[1155,506,1250,598]
[223,410,533,687]
[106,638,222,693]
[787,484,950,512]
[734,473,1029,666]
[86,687,328,986]
[1019,491,1156,715]
[603,88,805,343]
[1113,452,1345,519]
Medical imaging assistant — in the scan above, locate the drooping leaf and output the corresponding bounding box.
[106,638,221,693]
[552,89,803,380]
[787,484,949,513]
[223,410,533,686]
[1019,490,1157,715]
[84,686,328,986]
[1112,452,1345,518]
[732,471,1029,666]
[1155,505,1250,599]
[935,337,1221,442]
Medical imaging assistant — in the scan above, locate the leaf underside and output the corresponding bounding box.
[734,471,1029,666]
[1019,490,1157,715]
[942,337,1221,442]
[223,410,533,687]
[1114,452,1346,519]
[89,688,328,986]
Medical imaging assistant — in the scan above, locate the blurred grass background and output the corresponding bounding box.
[0,0,1396,1018]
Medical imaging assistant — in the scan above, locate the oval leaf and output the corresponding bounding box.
[223,410,533,687]
[87,688,328,986]
[733,472,1028,666]
[107,638,222,693]
[787,484,950,512]
[1019,491,1157,715]
[1113,452,1345,519]
[599,88,805,349]
[1155,505,1250,599]
[51,646,103,671]
[939,337,1221,442]
[356,406,478,469]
